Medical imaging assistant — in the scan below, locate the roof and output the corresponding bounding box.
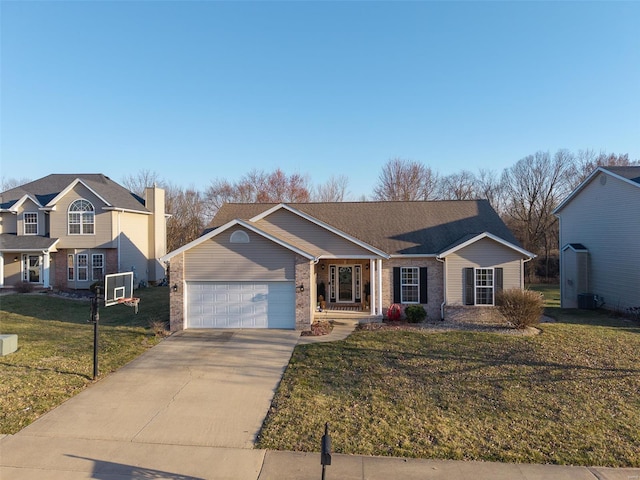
[212,200,522,256]
[563,243,588,252]
[0,174,147,212]
[0,233,59,252]
[554,166,640,214]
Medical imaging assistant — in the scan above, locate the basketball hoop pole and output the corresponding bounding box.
[90,286,100,380]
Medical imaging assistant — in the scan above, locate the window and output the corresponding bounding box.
[393,267,427,304]
[230,230,250,243]
[68,199,95,235]
[24,212,38,235]
[92,254,104,281]
[401,267,420,303]
[475,268,494,305]
[464,267,503,306]
[67,254,74,281]
[77,254,88,281]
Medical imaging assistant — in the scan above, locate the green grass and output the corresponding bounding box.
[0,287,169,434]
[257,308,640,467]
[529,283,561,308]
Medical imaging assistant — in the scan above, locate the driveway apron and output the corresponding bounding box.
[1,329,300,479]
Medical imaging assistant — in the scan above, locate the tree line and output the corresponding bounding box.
[2,149,637,281]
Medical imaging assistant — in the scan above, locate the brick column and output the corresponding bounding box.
[169,254,185,332]
[295,255,312,331]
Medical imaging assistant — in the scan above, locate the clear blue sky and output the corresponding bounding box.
[2,1,639,199]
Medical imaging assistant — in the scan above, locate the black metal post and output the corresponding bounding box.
[91,286,100,380]
[321,422,331,480]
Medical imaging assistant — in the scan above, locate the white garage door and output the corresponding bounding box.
[186,281,295,329]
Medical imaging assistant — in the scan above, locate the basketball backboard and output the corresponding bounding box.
[104,272,134,307]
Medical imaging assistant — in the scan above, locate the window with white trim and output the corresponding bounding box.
[67,254,75,281]
[92,254,104,281]
[24,212,38,235]
[77,254,88,281]
[68,199,95,235]
[475,268,494,305]
[401,267,420,303]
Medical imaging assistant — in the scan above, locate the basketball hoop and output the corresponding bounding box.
[118,297,140,314]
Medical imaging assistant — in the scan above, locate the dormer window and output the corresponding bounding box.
[68,199,95,235]
[230,230,250,243]
[24,212,38,235]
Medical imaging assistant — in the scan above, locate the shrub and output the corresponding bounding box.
[496,288,544,329]
[386,304,402,321]
[14,281,34,293]
[405,304,426,323]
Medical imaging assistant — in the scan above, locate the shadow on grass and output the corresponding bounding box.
[545,307,640,332]
[0,360,93,381]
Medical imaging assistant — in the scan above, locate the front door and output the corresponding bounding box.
[23,255,41,283]
[338,266,354,302]
[329,265,362,303]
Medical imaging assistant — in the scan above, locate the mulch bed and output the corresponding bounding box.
[301,320,334,336]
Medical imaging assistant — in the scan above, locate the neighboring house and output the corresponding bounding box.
[161,200,534,331]
[0,174,167,291]
[553,166,640,311]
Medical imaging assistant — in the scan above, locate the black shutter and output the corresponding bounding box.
[419,267,428,303]
[464,268,475,305]
[494,268,503,305]
[393,267,401,303]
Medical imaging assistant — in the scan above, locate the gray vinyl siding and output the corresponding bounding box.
[184,227,295,282]
[445,237,524,305]
[0,212,17,234]
[256,208,374,257]
[557,172,640,310]
[49,183,114,249]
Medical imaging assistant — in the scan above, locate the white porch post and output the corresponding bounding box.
[377,258,383,316]
[369,258,376,315]
[0,254,4,287]
[42,252,51,288]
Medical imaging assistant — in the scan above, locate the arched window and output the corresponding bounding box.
[230,230,250,243]
[68,199,95,235]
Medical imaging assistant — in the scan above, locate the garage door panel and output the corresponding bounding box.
[186,281,294,329]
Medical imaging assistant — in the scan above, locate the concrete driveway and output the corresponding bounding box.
[0,329,300,479]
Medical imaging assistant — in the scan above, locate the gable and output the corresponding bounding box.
[255,207,381,258]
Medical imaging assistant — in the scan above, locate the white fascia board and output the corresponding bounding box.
[8,194,43,212]
[103,207,152,215]
[438,232,536,259]
[160,219,316,263]
[45,178,112,208]
[250,203,391,259]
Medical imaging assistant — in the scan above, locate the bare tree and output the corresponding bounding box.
[164,184,207,252]
[571,150,639,188]
[475,168,505,214]
[501,149,575,281]
[121,169,165,196]
[1,177,32,192]
[204,168,311,217]
[313,175,350,202]
[438,170,477,200]
[373,158,439,201]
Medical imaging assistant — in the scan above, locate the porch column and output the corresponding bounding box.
[0,254,4,287]
[377,258,383,316]
[42,252,51,288]
[369,258,376,315]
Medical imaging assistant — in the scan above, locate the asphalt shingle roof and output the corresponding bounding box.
[213,200,519,256]
[601,166,640,185]
[0,233,59,251]
[0,174,147,211]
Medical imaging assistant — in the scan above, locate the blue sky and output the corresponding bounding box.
[2,1,639,199]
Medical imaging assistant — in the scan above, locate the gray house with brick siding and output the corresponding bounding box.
[0,174,167,291]
[161,200,535,332]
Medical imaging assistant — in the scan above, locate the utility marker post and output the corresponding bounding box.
[321,422,332,480]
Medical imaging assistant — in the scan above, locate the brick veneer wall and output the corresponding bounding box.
[169,253,184,332]
[381,258,444,321]
[295,255,312,331]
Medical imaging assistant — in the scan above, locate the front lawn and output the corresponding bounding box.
[257,308,640,467]
[0,287,169,434]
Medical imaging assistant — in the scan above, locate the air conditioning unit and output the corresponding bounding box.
[577,293,597,309]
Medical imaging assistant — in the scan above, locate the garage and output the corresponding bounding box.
[186,281,295,329]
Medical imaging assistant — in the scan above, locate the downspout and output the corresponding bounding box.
[436,256,446,320]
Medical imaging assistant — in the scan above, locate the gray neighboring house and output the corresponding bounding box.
[554,166,640,311]
[161,200,535,332]
[0,174,167,290]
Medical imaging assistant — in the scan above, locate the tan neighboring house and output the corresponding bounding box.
[554,166,640,311]
[0,174,167,291]
[161,200,534,332]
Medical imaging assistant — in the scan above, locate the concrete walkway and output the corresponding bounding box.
[2,325,639,480]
